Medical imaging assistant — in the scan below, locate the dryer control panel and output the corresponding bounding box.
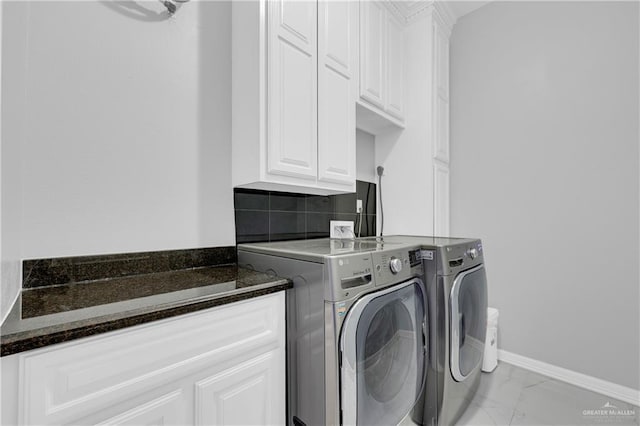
[437,240,484,276]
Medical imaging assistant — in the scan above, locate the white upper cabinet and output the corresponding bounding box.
[359,1,386,109]
[433,18,450,163]
[232,0,356,195]
[268,0,318,181]
[318,0,357,186]
[385,12,405,120]
[372,3,453,237]
[431,9,452,236]
[357,1,406,130]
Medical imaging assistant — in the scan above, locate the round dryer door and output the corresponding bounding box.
[340,279,426,426]
[450,264,488,381]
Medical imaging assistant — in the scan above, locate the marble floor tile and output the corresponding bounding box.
[457,393,516,426]
[455,362,639,426]
[475,364,531,410]
[511,380,638,426]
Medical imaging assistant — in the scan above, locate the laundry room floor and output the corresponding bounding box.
[456,362,639,426]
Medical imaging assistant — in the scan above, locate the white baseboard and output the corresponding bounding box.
[497,349,640,407]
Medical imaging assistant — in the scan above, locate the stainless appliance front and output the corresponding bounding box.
[422,239,488,426]
[238,239,426,426]
[340,278,426,426]
[450,264,487,382]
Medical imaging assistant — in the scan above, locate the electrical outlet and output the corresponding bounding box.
[330,220,354,239]
[356,199,363,213]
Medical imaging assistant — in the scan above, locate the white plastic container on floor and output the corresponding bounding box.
[482,307,499,372]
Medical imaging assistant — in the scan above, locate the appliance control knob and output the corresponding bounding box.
[468,248,478,259]
[389,257,403,274]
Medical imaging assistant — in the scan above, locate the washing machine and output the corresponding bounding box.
[363,236,488,426]
[238,238,429,426]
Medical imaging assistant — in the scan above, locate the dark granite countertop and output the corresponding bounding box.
[1,265,291,357]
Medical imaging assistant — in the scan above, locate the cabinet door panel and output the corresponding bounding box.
[279,0,315,50]
[95,390,186,426]
[268,0,318,180]
[434,22,449,100]
[318,67,355,185]
[433,19,449,163]
[434,163,450,237]
[386,13,404,119]
[359,1,385,109]
[434,94,449,162]
[321,1,352,76]
[195,351,285,426]
[318,0,356,186]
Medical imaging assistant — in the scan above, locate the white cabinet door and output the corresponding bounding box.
[195,351,285,426]
[268,0,318,181]
[433,21,450,163]
[357,2,406,130]
[317,0,357,185]
[434,21,449,100]
[95,390,187,426]
[434,162,450,237]
[434,94,449,163]
[385,12,404,120]
[359,1,386,109]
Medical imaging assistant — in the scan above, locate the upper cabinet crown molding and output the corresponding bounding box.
[432,2,456,33]
[385,1,456,30]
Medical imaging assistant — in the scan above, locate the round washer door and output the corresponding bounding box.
[340,279,426,426]
[450,264,488,382]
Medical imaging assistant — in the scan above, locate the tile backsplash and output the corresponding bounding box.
[234,181,376,243]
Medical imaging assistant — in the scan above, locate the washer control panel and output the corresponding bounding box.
[389,257,403,274]
[325,246,424,301]
[467,247,479,259]
[371,249,420,287]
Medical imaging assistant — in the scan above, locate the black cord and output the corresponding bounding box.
[365,183,371,236]
[378,173,384,236]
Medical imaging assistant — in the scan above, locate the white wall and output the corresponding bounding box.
[1,1,234,321]
[450,1,639,389]
[1,1,25,324]
[1,0,3,319]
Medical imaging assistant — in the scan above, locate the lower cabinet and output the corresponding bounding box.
[1,292,285,426]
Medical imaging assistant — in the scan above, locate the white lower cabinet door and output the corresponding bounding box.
[195,350,285,426]
[95,390,187,426]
